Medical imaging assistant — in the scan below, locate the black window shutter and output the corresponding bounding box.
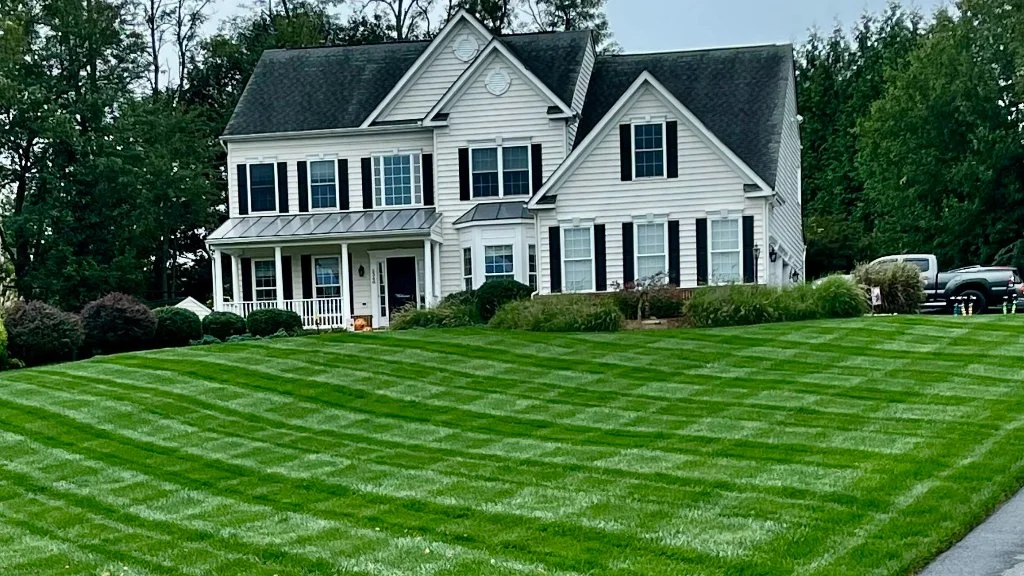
[361,158,373,209]
[423,154,434,206]
[338,159,349,210]
[277,162,289,213]
[241,257,253,301]
[743,215,756,284]
[300,255,313,299]
[236,165,249,215]
[348,252,355,315]
[282,256,294,300]
[668,220,680,286]
[622,222,635,285]
[458,148,470,201]
[297,161,309,213]
[619,125,632,181]
[666,121,679,179]
[696,218,709,285]
[549,226,561,293]
[531,143,543,193]
[594,224,607,292]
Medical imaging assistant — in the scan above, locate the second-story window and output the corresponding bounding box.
[373,153,422,207]
[249,163,276,212]
[472,145,530,198]
[309,160,337,210]
[633,123,665,178]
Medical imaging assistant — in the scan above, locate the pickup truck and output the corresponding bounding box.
[868,254,1021,312]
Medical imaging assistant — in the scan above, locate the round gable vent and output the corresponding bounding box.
[485,67,511,96]
[453,34,479,62]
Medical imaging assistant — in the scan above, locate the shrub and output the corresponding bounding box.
[152,307,203,348]
[441,289,478,308]
[0,319,7,368]
[813,276,871,318]
[686,277,871,328]
[246,308,303,337]
[191,334,221,346]
[853,261,925,315]
[202,311,247,340]
[613,286,690,320]
[81,293,157,354]
[4,301,84,367]
[490,295,625,332]
[391,301,479,330]
[475,279,533,322]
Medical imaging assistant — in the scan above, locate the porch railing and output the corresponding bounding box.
[221,298,347,330]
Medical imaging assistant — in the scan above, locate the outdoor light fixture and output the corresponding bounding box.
[769,244,778,262]
[791,270,800,282]
[753,244,761,261]
[358,265,365,277]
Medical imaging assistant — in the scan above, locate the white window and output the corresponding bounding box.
[562,227,594,292]
[635,222,668,280]
[253,260,277,301]
[633,123,665,178]
[710,218,742,284]
[249,163,277,212]
[463,247,473,290]
[373,153,422,207]
[314,257,341,298]
[484,245,514,282]
[528,244,537,291]
[471,145,530,198]
[309,160,337,210]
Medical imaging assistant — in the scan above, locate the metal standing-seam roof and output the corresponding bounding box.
[207,209,440,244]
[454,202,531,226]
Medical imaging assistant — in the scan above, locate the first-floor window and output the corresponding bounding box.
[562,227,594,292]
[484,245,514,282]
[315,257,341,298]
[309,160,337,209]
[528,244,537,291]
[463,247,473,289]
[636,222,667,280]
[253,260,277,301]
[249,163,277,212]
[710,218,741,283]
[373,153,422,207]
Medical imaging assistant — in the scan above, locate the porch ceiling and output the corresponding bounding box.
[208,208,440,245]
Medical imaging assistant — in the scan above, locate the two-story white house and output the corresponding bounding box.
[207,10,805,329]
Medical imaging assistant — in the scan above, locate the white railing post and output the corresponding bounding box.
[211,248,223,312]
[340,243,351,330]
[423,239,434,308]
[274,246,285,311]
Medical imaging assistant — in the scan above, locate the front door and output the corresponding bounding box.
[386,257,417,316]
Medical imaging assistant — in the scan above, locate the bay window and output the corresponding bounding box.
[373,153,422,207]
[710,218,742,284]
[528,244,537,291]
[484,245,514,281]
[562,227,594,292]
[463,247,473,289]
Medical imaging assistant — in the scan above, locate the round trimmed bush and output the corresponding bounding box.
[202,311,247,340]
[81,293,157,354]
[475,279,532,322]
[4,301,84,367]
[245,308,303,337]
[153,307,203,348]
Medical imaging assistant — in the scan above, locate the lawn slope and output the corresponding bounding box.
[1,316,1024,575]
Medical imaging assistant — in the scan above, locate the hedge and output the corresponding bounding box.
[685,276,869,328]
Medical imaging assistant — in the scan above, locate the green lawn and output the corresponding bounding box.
[2,316,1024,575]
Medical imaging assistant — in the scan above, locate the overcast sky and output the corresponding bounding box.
[607,0,948,52]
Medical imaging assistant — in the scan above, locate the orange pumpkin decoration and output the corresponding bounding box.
[353,317,368,331]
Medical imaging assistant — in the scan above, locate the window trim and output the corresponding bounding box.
[631,121,667,180]
[372,152,423,209]
[634,220,669,282]
[561,225,596,293]
[462,246,473,290]
[708,217,743,285]
[252,258,278,301]
[307,159,338,212]
[313,256,342,299]
[248,163,279,213]
[483,244,515,282]
[469,144,532,199]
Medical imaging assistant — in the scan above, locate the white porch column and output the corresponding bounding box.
[274,246,285,310]
[432,241,441,299]
[231,254,242,302]
[211,248,224,311]
[423,239,435,307]
[340,243,352,329]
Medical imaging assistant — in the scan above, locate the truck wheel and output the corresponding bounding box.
[958,289,988,314]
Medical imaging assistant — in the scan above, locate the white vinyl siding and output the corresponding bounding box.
[562,226,594,292]
[768,63,806,283]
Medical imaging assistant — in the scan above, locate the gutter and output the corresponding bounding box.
[220,123,430,143]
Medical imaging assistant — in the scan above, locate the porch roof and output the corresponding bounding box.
[208,208,440,245]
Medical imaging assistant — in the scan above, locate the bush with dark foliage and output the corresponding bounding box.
[475,279,532,322]
[152,307,203,348]
[4,301,84,367]
[202,311,248,340]
[81,293,157,354]
[246,308,303,337]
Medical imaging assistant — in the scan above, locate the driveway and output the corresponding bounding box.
[920,488,1024,576]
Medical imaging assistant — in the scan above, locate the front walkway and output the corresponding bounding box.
[920,487,1024,576]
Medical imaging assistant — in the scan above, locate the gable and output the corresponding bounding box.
[378,20,489,123]
[445,51,556,117]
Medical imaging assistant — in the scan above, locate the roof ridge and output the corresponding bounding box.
[604,42,792,59]
[264,39,431,55]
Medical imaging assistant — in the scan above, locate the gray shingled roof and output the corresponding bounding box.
[454,201,530,225]
[208,209,439,244]
[575,45,793,189]
[223,30,591,137]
